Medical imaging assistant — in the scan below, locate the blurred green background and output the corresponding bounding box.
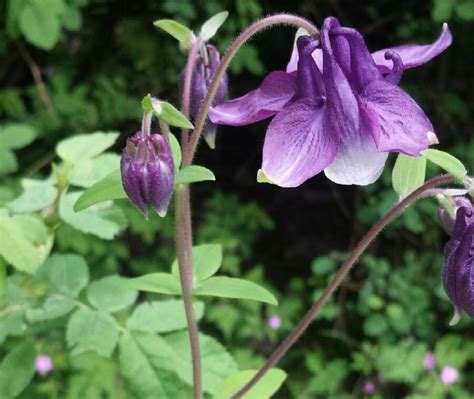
[1,0,474,398]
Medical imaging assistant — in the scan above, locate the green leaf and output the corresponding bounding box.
[70,153,120,188]
[19,0,64,50]
[175,165,216,185]
[0,215,48,273]
[193,276,278,305]
[169,133,182,170]
[87,275,138,313]
[61,4,82,31]
[0,310,25,343]
[119,331,191,399]
[421,149,467,181]
[9,178,58,213]
[36,253,89,297]
[158,102,194,129]
[200,11,229,41]
[26,295,75,322]
[0,147,18,175]
[165,332,238,394]
[154,19,193,43]
[73,169,127,212]
[56,131,119,164]
[141,94,153,112]
[0,343,36,398]
[127,299,204,333]
[67,308,120,357]
[127,273,181,295]
[171,244,222,283]
[214,369,287,399]
[60,192,127,239]
[0,123,37,149]
[392,154,426,198]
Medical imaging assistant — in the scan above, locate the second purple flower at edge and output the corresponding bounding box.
[209,17,452,188]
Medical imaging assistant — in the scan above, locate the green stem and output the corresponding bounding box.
[232,174,454,398]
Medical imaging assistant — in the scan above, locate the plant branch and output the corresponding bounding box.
[182,14,319,166]
[232,174,455,398]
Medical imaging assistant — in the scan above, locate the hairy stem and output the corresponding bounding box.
[233,175,454,398]
[175,186,201,399]
[180,37,202,152]
[182,14,319,166]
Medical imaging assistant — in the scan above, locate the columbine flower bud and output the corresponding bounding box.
[439,197,473,323]
[189,44,228,148]
[120,132,175,218]
[437,196,472,235]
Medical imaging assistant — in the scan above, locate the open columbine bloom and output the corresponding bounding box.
[121,131,175,218]
[209,17,452,187]
[440,198,473,322]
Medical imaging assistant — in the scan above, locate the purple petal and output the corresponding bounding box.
[121,153,147,216]
[456,224,474,318]
[372,24,453,74]
[209,71,296,126]
[261,99,339,187]
[361,79,432,156]
[286,47,323,73]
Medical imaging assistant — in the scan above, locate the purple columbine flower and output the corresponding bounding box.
[440,366,459,385]
[35,355,53,375]
[423,351,436,370]
[120,131,175,218]
[440,198,473,322]
[209,17,452,187]
[268,315,282,330]
[189,44,228,149]
[362,380,376,395]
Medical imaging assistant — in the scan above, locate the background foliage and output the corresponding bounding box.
[1,0,473,398]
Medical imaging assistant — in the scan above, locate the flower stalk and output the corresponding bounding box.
[232,174,455,398]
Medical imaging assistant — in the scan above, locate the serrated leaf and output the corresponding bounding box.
[70,153,120,188]
[67,308,119,357]
[171,244,222,283]
[165,331,238,394]
[0,215,48,273]
[421,149,467,181]
[19,0,63,50]
[200,11,229,41]
[214,369,287,399]
[56,132,119,164]
[87,275,138,313]
[119,331,191,399]
[73,169,127,212]
[36,253,89,297]
[0,343,36,398]
[26,296,75,322]
[9,178,58,213]
[193,277,278,305]
[127,300,204,333]
[60,192,127,239]
[392,154,426,198]
[154,19,193,43]
[127,273,181,295]
[158,102,194,129]
[175,165,215,185]
[169,133,182,170]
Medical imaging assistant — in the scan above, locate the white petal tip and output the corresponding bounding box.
[427,131,439,145]
[448,307,462,326]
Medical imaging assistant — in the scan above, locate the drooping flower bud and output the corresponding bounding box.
[189,44,228,148]
[439,197,473,323]
[120,131,175,218]
[437,196,472,235]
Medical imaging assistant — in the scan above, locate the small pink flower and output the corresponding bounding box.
[440,366,459,385]
[362,380,376,394]
[268,315,281,330]
[35,355,53,375]
[423,351,436,370]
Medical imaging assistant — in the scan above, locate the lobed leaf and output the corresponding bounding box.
[175,165,216,185]
[421,149,467,181]
[392,154,426,198]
